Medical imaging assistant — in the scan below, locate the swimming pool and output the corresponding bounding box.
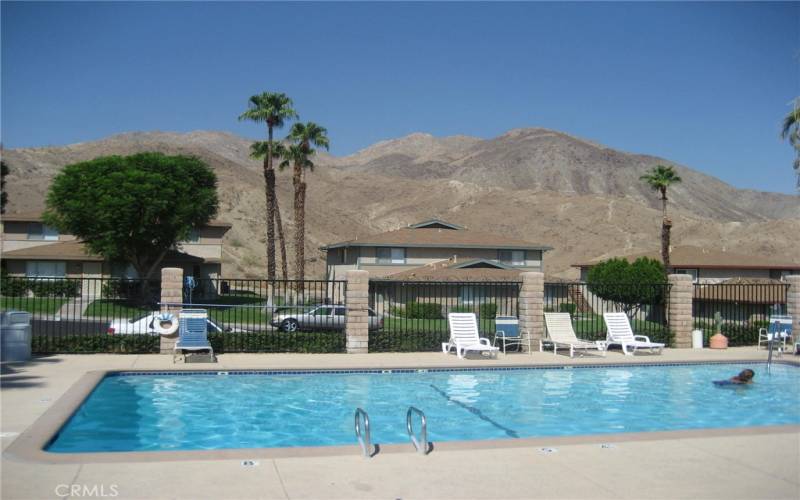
[47,363,800,453]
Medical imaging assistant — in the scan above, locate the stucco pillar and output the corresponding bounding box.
[786,276,800,348]
[518,272,544,352]
[668,274,693,348]
[159,267,183,354]
[345,270,370,354]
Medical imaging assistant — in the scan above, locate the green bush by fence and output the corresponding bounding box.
[32,334,159,354]
[0,277,81,297]
[450,305,473,313]
[479,303,498,318]
[208,332,346,353]
[693,320,770,347]
[394,302,443,319]
[558,303,577,315]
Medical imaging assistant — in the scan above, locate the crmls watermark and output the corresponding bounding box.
[54,484,119,497]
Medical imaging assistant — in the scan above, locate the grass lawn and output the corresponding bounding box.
[84,300,152,319]
[203,295,271,326]
[0,296,67,315]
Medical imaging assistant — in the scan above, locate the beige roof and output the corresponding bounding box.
[1,241,105,261]
[2,241,204,263]
[323,223,551,251]
[574,245,800,270]
[2,211,232,228]
[694,278,788,304]
[378,257,567,282]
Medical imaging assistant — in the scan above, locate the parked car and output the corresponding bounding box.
[107,312,246,335]
[270,304,383,332]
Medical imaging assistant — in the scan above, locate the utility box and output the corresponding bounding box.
[1,311,33,362]
[691,329,704,349]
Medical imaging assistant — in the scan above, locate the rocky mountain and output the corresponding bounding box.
[3,128,799,279]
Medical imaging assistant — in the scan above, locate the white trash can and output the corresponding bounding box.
[691,329,704,349]
[1,311,32,361]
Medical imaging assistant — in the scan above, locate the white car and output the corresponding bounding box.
[107,312,244,335]
[270,304,383,332]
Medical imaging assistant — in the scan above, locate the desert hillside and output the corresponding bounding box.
[3,129,799,279]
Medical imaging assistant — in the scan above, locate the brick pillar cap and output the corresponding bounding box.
[784,275,800,284]
[345,270,369,279]
[667,274,694,283]
[520,271,544,280]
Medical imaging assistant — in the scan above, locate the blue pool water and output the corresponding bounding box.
[47,363,800,453]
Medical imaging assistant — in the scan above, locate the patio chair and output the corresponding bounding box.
[543,312,606,358]
[443,313,500,359]
[603,312,664,356]
[758,315,793,351]
[173,309,215,363]
[493,316,531,354]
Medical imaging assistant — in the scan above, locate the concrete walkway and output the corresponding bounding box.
[2,349,799,500]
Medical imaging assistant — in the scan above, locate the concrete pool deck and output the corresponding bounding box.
[2,348,799,499]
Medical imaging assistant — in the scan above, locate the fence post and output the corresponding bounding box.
[518,272,544,352]
[345,270,370,354]
[159,267,183,354]
[668,274,693,348]
[786,275,800,343]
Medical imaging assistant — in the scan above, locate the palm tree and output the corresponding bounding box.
[781,99,800,190]
[640,165,682,272]
[250,142,290,280]
[238,92,298,280]
[286,123,329,284]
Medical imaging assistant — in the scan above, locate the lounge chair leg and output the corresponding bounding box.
[569,346,574,358]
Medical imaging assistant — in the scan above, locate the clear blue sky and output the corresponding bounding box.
[2,2,798,193]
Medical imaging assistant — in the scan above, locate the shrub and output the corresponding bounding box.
[479,303,498,318]
[404,302,443,319]
[207,331,346,353]
[28,279,81,297]
[389,305,406,317]
[558,303,577,315]
[32,334,159,354]
[586,257,666,317]
[1,276,29,297]
[450,305,473,313]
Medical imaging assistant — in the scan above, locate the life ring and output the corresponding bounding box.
[154,313,179,336]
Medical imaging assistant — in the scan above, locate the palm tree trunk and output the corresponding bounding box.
[660,188,671,273]
[265,126,276,281]
[296,181,306,291]
[274,194,289,281]
[292,163,303,292]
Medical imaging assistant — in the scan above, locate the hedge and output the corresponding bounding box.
[558,303,577,315]
[404,302,443,319]
[32,334,159,354]
[0,278,81,297]
[479,303,498,318]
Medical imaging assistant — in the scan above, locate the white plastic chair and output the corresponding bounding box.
[543,312,606,358]
[603,312,664,356]
[443,313,499,359]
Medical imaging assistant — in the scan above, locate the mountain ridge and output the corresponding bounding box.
[3,128,798,279]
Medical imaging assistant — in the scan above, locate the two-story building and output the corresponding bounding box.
[0,212,230,280]
[322,219,552,280]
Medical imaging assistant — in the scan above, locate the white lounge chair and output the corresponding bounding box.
[542,312,606,358]
[443,313,500,359]
[758,315,793,351]
[603,312,664,356]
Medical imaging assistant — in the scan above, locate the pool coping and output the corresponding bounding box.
[5,359,800,464]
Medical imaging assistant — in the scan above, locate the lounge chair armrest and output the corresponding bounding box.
[478,337,492,346]
[758,328,768,335]
[633,335,651,343]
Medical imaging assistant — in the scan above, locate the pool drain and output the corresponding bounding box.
[600,443,617,449]
[538,447,558,454]
[241,460,260,467]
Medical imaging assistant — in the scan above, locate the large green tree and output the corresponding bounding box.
[43,152,218,284]
[238,92,297,281]
[640,165,682,272]
[781,99,800,191]
[587,257,666,319]
[286,122,329,284]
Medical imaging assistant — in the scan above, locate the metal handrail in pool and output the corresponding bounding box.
[354,407,374,458]
[406,406,429,455]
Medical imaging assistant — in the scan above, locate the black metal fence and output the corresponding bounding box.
[178,278,347,353]
[693,283,789,346]
[368,280,521,351]
[544,282,672,345]
[0,276,162,354]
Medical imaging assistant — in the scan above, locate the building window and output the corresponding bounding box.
[111,263,139,279]
[498,249,526,266]
[27,223,59,241]
[460,285,486,304]
[376,247,405,264]
[675,268,698,282]
[187,229,200,243]
[25,261,66,278]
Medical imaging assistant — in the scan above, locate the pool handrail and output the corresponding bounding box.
[354,407,374,458]
[406,406,429,455]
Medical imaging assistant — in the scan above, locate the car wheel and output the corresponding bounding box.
[281,319,299,333]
